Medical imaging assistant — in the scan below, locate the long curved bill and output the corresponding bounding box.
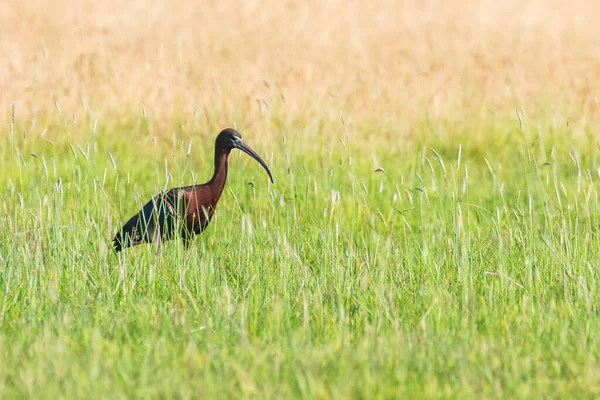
[236,141,274,183]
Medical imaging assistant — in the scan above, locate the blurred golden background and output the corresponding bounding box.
[2,0,599,131]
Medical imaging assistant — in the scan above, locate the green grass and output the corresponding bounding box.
[1,113,600,399]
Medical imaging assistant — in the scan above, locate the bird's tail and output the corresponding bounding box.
[112,192,178,253]
[113,212,145,252]
[113,233,123,252]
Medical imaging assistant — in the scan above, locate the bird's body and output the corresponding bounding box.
[113,129,273,253]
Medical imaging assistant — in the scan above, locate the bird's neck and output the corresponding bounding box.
[208,147,229,203]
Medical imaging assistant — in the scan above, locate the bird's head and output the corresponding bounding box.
[216,128,274,183]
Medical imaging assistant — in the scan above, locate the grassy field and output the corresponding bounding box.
[2,0,600,398]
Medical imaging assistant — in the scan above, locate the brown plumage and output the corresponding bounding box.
[113,128,274,253]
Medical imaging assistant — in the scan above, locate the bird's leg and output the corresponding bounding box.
[183,236,193,250]
[153,235,162,257]
[180,226,193,251]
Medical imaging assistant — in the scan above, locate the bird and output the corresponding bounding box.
[112,128,274,254]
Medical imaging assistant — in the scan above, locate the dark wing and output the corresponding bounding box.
[113,189,181,252]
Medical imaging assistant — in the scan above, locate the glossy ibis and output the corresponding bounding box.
[113,128,274,253]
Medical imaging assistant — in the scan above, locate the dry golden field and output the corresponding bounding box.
[2,0,600,130]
